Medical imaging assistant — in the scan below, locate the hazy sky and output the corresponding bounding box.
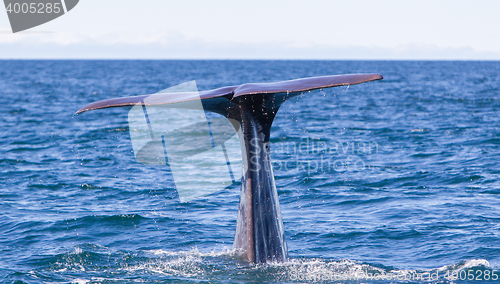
[1,0,500,59]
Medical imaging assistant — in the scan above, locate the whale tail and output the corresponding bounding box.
[76,73,383,263]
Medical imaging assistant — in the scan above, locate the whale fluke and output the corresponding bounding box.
[76,73,383,263]
[76,74,382,115]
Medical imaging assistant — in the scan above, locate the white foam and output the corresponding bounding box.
[62,247,495,282]
[438,258,490,272]
[145,247,236,258]
[71,279,89,284]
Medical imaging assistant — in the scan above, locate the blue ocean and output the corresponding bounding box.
[1,60,499,283]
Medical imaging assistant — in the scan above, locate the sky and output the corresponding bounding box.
[1,0,500,59]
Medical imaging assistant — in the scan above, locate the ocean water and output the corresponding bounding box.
[1,60,500,283]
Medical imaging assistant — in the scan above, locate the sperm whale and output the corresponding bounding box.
[76,73,383,263]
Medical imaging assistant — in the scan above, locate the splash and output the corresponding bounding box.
[18,245,498,283]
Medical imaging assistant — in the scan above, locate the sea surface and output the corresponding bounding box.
[1,60,500,283]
